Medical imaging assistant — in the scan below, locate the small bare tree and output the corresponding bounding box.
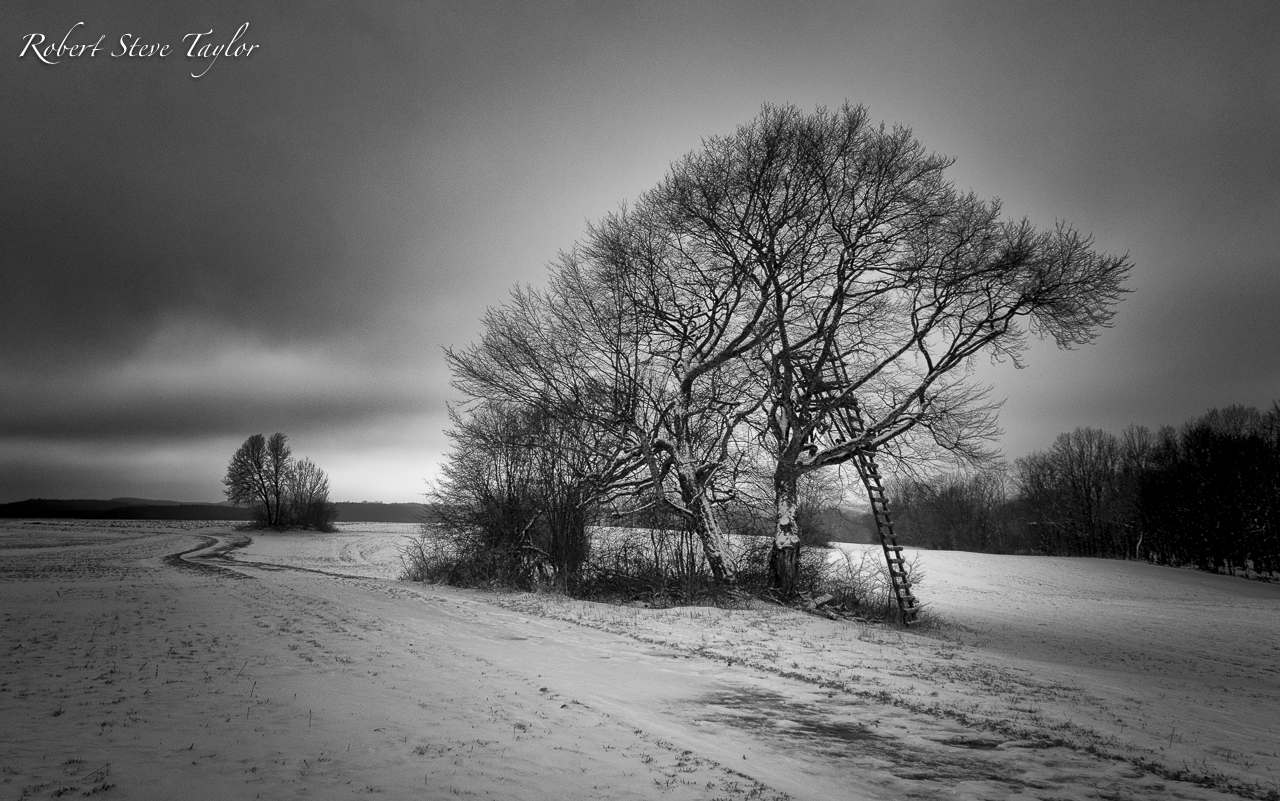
[446,221,767,583]
[427,401,598,589]
[287,457,338,529]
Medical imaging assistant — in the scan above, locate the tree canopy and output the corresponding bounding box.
[441,103,1131,594]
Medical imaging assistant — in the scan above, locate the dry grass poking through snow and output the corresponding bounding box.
[1,521,792,800]
[492,547,1280,801]
[4,521,1278,800]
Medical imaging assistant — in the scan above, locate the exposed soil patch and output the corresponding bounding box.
[697,686,1047,791]
[699,686,879,750]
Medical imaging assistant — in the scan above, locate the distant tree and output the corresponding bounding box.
[224,434,278,525]
[887,405,1279,578]
[265,433,292,525]
[1014,428,1126,556]
[894,466,1012,552]
[287,457,339,530]
[1140,406,1280,575]
[223,433,336,529]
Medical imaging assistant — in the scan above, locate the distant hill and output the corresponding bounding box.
[108,497,234,507]
[100,504,254,521]
[1,498,430,523]
[0,498,246,520]
[0,498,152,517]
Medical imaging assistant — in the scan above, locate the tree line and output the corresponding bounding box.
[223,432,338,530]
[425,103,1130,599]
[891,404,1280,579]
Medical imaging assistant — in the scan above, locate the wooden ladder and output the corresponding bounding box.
[852,449,921,625]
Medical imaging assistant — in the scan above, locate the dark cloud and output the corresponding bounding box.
[0,357,438,442]
[3,0,1278,500]
[2,3,441,367]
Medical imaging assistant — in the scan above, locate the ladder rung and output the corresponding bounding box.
[864,451,920,623]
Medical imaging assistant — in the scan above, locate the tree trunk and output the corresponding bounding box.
[770,469,800,596]
[674,458,735,583]
[692,489,734,583]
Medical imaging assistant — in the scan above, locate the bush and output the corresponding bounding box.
[397,523,554,588]
[400,521,922,625]
[815,546,926,621]
[576,525,725,604]
[397,525,473,584]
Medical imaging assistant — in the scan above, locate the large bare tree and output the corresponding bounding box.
[640,103,1131,592]
[447,102,1130,594]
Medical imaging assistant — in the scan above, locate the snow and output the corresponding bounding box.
[2,520,1276,800]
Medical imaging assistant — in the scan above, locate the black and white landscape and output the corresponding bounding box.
[4,3,1279,800]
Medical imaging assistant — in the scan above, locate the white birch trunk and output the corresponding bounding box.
[771,470,800,595]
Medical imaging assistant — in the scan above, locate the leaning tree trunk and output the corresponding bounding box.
[692,489,735,583]
[770,468,800,596]
[674,457,736,583]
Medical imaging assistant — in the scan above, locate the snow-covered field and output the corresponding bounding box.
[2,520,1277,800]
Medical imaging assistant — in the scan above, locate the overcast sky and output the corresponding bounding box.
[3,1,1277,504]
